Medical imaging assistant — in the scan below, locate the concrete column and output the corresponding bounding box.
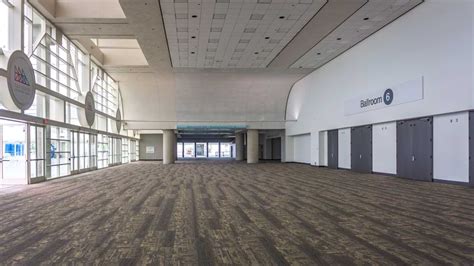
[163,130,176,164]
[247,129,259,164]
[235,132,244,161]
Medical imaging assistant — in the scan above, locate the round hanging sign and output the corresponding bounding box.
[84,91,95,126]
[6,51,36,110]
[116,108,122,133]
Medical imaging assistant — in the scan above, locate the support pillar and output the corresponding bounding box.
[235,132,244,161]
[163,130,176,164]
[247,129,258,164]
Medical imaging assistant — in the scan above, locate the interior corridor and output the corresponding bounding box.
[0,162,473,265]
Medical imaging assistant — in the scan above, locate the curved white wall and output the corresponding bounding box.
[286,0,474,165]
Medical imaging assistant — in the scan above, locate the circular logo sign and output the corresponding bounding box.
[6,51,36,110]
[116,108,122,133]
[383,88,394,105]
[84,91,95,126]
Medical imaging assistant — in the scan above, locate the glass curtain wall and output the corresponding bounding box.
[0,2,140,184]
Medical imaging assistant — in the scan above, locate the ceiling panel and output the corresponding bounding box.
[161,0,326,68]
[291,0,423,69]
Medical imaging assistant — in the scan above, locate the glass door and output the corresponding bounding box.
[47,126,71,178]
[0,119,28,185]
[29,124,45,183]
[208,143,219,158]
[195,143,207,158]
[97,134,109,168]
[220,143,232,158]
[183,143,195,158]
[71,131,97,174]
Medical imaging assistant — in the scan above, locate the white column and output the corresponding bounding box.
[247,129,258,164]
[163,130,176,164]
[235,132,244,161]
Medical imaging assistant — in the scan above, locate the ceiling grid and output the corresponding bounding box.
[161,0,326,68]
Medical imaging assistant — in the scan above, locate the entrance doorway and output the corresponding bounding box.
[0,120,27,184]
[71,131,98,174]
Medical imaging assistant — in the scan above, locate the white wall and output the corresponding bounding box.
[372,122,397,174]
[338,128,351,169]
[286,0,474,166]
[433,112,469,183]
[292,134,311,164]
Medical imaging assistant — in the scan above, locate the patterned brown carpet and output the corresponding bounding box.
[0,161,474,265]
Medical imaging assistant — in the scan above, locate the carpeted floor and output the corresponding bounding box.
[0,161,474,265]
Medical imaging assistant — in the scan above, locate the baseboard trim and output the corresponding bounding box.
[434,179,472,187]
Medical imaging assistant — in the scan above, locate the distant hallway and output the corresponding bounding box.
[0,162,473,264]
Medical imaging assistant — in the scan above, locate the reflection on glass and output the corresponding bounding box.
[220,143,232,158]
[208,143,219,158]
[177,143,183,158]
[183,143,195,158]
[196,143,207,158]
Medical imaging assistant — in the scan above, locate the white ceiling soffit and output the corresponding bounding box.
[161,0,326,68]
[291,0,423,69]
[119,0,172,71]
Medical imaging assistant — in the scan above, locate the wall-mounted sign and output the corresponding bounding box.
[2,51,36,111]
[116,109,122,133]
[146,146,155,154]
[344,78,424,116]
[78,91,95,127]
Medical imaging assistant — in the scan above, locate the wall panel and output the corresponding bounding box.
[372,122,397,174]
[434,112,469,183]
[293,134,311,164]
[338,128,351,169]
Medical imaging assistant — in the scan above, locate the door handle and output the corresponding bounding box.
[412,155,415,162]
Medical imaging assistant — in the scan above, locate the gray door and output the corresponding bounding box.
[351,125,372,173]
[271,138,281,160]
[328,130,338,169]
[470,112,474,186]
[397,117,433,181]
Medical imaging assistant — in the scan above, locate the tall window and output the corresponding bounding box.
[25,3,87,101]
[91,63,119,116]
[0,1,10,50]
